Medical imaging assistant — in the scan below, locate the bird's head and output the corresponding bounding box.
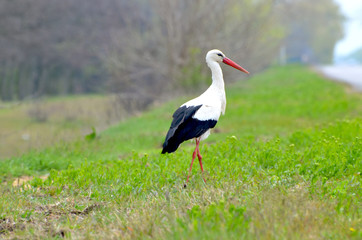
[206,49,249,74]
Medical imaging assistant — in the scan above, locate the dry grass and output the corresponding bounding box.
[0,95,139,159]
[1,179,357,239]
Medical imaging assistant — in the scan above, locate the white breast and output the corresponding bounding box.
[182,85,225,121]
[192,104,221,121]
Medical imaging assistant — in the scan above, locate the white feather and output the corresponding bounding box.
[181,51,227,121]
[179,49,228,141]
[199,129,210,141]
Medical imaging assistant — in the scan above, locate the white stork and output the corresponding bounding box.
[162,49,249,187]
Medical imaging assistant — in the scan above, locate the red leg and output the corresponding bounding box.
[185,145,197,187]
[196,139,206,183]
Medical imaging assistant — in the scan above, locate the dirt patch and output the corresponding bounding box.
[11,175,49,189]
[1,199,103,238]
[35,199,103,219]
[70,204,101,215]
[0,218,24,235]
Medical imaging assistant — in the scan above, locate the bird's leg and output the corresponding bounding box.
[185,144,198,188]
[195,139,203,172]
[196,139,207,183]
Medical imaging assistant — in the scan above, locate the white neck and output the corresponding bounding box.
[207,61,225,90]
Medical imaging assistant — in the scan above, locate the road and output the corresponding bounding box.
[317,65,362,91]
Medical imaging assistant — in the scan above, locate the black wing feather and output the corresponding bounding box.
[162,104,217,154]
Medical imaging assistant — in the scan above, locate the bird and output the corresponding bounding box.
[161,49,249,187]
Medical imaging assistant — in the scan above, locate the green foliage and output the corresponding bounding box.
[0,66,361,239]
[179,47,209,89]
[174,202,249,239]
[84,127,97,141]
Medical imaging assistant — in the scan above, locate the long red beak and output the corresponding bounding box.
[223,57,249,74]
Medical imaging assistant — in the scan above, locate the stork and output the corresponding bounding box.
[161,49,249,187]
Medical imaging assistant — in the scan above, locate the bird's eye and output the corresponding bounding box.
[217,53,223,57]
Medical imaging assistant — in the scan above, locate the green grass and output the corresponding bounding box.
[0,66,361,239]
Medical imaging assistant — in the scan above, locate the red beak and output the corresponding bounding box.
[223,57,249,74]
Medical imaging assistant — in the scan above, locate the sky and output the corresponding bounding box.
[333,0,362,59]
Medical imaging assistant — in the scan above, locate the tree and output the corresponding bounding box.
[104,0,285,95]
[278,0,344,64]
[0,0,285,101]
[0,0,125,100]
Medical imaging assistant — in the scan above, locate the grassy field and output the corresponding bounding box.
[0,66,361,239]
[0,94,134,159]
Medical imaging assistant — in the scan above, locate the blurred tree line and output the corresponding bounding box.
[346,47,362,63]
[278,0,344,64]
[0,0,344,101]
